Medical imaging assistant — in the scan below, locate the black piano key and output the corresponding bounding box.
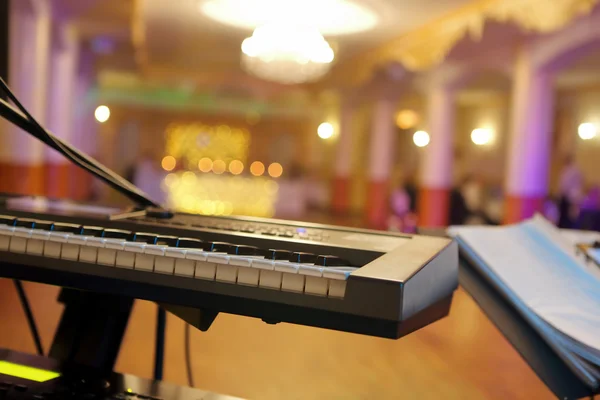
[204,241,232,253]
[53,222,83,234]
[103,228,131,239]
[156,236,179,247]
[265,249,292,260]
[15,218,37,229]
[81,226,105,237]
[228,244,258,256]
[315,255,349,267]
[178,238,203,249]
[0,215,16,226]
[134,233,158,244]
[290,252,318,264]
[33,220,55,231]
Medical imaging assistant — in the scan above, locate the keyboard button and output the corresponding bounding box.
[27,229,49,255]
[103,229,131,239]
[10,227,33,253]
[237,267,259,286]
[0,225,14,251]
[0,215,16,226]
[265,249,292,260]
[195,260,217,280]
[228,245,258,256]
[281,272,304,293]
[156,236,179,247]
[15,218,36,229]
[155,255,176,275]
[259,270,282,290]
[81,226,105,237]
[174,258,196,277]
[53,222,83,234]
[304,276,329,296]
[316,255,348,266]
[215,264,237,283]
[116,242,145,268]
[323,267,357,298]
[134,233,158,244]
[134,252,155,272]
[290,252,317,264]
[205,241,232,253]
[98,239,125,266]
[33,220,54,231]
[178,238,203,249]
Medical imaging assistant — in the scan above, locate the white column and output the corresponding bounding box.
[333,101,354,179]
[421,88,455,189]
[366,96,396,228]
[46,23,79,163]
[418,86,456,227]
[368,97,396,183]
[0,0,51,195]
[0,0,50,165]
[505,49,554,200]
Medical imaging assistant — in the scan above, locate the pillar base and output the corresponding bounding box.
[45,163,70,199]
[503,195,543,224]
[365,180,389,230]
[331,176,351,214]
[418,187,450,227]
[0,163,45,196]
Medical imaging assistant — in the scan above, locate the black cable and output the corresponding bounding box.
[184,323,194,387]
[153,307,166,381]
[13,280,43,356]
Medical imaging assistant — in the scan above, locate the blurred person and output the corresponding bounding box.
[461,175,486,224]
[580,186,600,211]
[542,196,560,225]
[449,184,469,226]
[388,177,411,231]
[558,155,583,228]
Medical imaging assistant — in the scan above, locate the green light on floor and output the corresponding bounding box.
[0,361,61,382]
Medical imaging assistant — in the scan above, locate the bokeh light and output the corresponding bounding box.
[164,173,179,188]
[94,105,110,123]
[182,171,197,185]
[213,159,226,174]
[161,156,176,171]
[471,128,493,145]
[395,109,419,129]
[578,123,597,140]
[413,131,430,148]
[317,122,334,139]
[268,162,283,178]
[229,160,244,175]
[198,157,213,172]
[250,161,265,176]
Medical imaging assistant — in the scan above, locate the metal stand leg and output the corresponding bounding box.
[49,289,133,374]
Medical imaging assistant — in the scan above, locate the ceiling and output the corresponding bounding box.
[69,0,474,94]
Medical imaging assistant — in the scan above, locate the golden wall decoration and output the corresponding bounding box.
[334,0,599,85]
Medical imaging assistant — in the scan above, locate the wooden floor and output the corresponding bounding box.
[0,279,553,399]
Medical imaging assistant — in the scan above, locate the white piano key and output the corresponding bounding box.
[0,225,14,251]
[185,249,208,262]
[155,257,176,275]
[79,237,104,263]
[252,258,275,271]
[115,242,145,269]
[281,272,304,293]
[195,261,217,280]
[134,253,155,272]
[216,264,238,283]
[237,267,259,286]
[97,239,125,266]
[304,276,329,296]
[26,230,51,256]
[44,232,71,258]
[298,264,323,277]
[207,253,229,264]
[323,267,356,298]
[165,248,187,259]
[174,258,196,277]
[328,280,347,298]
[9,228,32,253]
[61,235,87,261]
[274,261,299,274]
[145,244,166,256]
[258,270,282,290]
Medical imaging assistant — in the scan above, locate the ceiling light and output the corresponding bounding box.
[199,0,378,35]
[241,23,334,84]
[578,123,597,140]
[471,128,493,145]
[413,131,430,147]
[94,105,110,123]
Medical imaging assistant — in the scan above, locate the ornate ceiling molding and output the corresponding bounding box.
[331,0,599,86]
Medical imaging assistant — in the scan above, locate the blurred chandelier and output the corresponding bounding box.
[241,23,334,84]
[199,0,378,84]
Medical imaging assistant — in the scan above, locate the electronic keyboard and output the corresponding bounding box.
[0,196,458,339]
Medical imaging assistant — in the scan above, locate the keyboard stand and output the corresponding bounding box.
[48,289,134,373]
[459,258,597,399]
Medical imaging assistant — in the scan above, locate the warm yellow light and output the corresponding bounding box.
[95,105,110,123]
[182,171,197,185]
[413,131,430,147]
[164,173,179,188]
[250,161,265,176]
[471,128,493,145]
[268,162,283,178]
[213,159,226,174]
[396,110,419,130]
[578,123,597,140]
[317,122,334,139]
[264,180,279,195]
[161,156,176,171]
[228,160,244,175]
[198,157,213,172]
